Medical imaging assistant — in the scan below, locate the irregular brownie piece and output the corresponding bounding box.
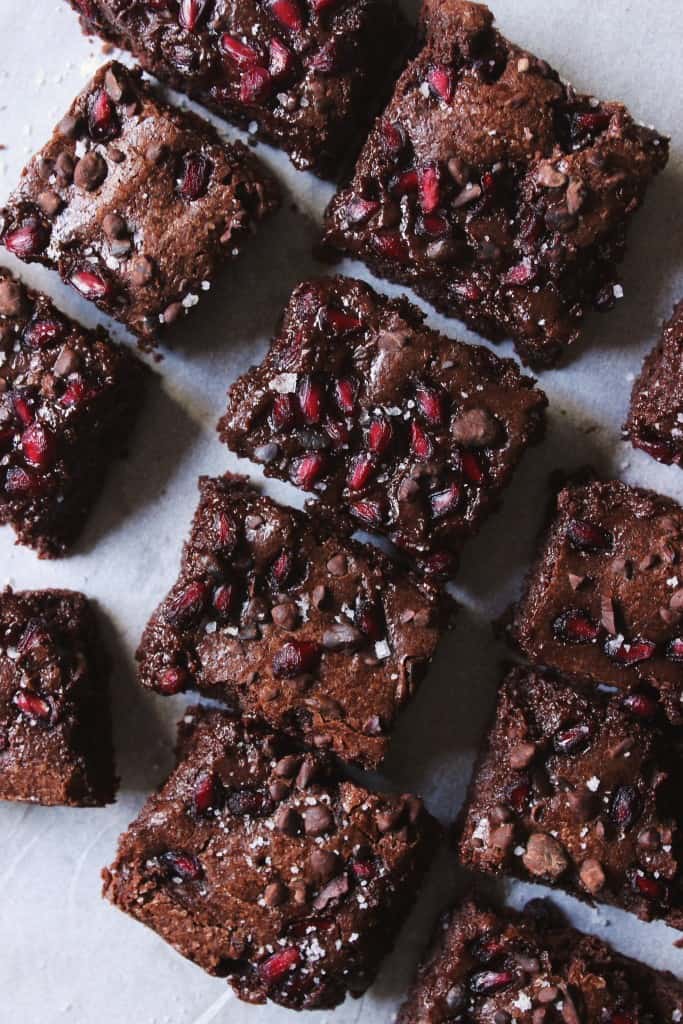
[0,62,279,343]
[0,268,145,557]
[510,479,683,724]
[219,276,547,575]
[137,473,451,768]
[0,588,116,806]
[396,898,683,1023]
[103,705,438,1010]
[65,0,410,180]
[625,301,683,467]
[322,0,669,369]
[457,665,683,930]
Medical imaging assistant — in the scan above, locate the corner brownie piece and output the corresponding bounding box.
[510,479,683,724]
[457,665,683,930]
[137,473,451,768]
[65,0,409,180]
[0,268,144,557]
[0,62,279,343]
[322,0,669,369]
[396,898,683,1024]
[0,588,116,806]
[219,276,547,575]
[625,301,683,467]
[103,705,438,1010]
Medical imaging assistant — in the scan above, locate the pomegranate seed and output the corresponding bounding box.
[351,858,376,880]
[391,169,418,196]
[221,34,259,67]
[271,393,296,430]
[346,198,380,225]
[70,268,111,300]
[623,692,658,719]
[419,165,441,213]
[17,621,50,655]
[60,376,89,407]
[21,423,56,469]
[415,385,446,425]
[373,231,409,262]
[427,65,454,103]
[271,548,294,586]
[504,260,537,287]
[5,467,41,495]
[88,88,119,141]
[323,306,363,334]
[215,511,236,550]
[469,970,514,995]
[481,171,496,196]
[13,394,34,426]
[610,785,641,831]
[157,666,188,694]
[270,0,303,30]
[505,776,530,812]
[212,583,235,616]
[324,417,349,446]
[24,319,64,349]
[308,40,338,73]
[368,418,392,455]
[424,551,453,576]
[458,282,483,302]
[410,422,433,460]
[178,0,208,31]
[259,947,301,983]
[667,638,683,663]
[347,453,375,491]
[355,601,383,641]
[334,378,356,414]
[430,482,461,518]
[240,66,272,103]
[380,119,404,153]
[631,872,667,902]
[566,519,612,552]
[552,609,600,644]
[292,452,326,488]
[14,691,51,720]
[273,640,321,677]
[4,221,47,258]
[462,451,485,485]
[298,375,324,423]
[179,153,212,200]
[193,772,218,814]
[269,38,295,78]
[421,213,449,236]
[553,721,592,755]
[573,111,611,135]
[471,935,506,962]
[350,499,384,527]
[162,851,203,880]
[605,636,656,667]
[165,581,209,627]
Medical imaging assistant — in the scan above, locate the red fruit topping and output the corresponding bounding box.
[88,88,119,141]
[162,851,203,880]
[323,306,363,334]
[334,378,356,415]
[458,282,483,302]
[610,784,641,831]
[298,375,323,424]
[419,165,441,214]
[347,452,375,491]
[504,260,537,287]
[179,0,209,31]
[221,34,259,67]
[292,452,326,488]
[271,548,294,586]
[17,621,50,656]
[666,637,683,663]
[380,119,404,153]
[273,640,321,677]
[481,171,496,195]
[411,422,433,460]
[368,418,392,455]
[631,872,667,902]
[270,0,303,30]
[4,221,47,258]
[573,110,611,135]
[469,970,514,995]
[309,40,338,73]
[552,609,600,644]
[21,423,56,469]
[553,721,592,756]
[271,393,296,431]
[351,858,376,880]
[157,666,188,694]
[471,935,506,962]
[427,65,454,103]
[14,691,51,720]
[350,499,383,528]
[4,467,41,495]
[430,482,461,518]
[324,417,349,447]
[259,947,301,983]
[415,384,446,425]
[392,169,419,197]
[623,692,658,719]
[215,511,236,551]
[13,394,34,426]
[24,319,64,349]
[179,152,212,200]
[240,66,272,103]
[165,581,209,627]
[421,214,449,237]
[269,38,295,78]
[355,601,383,641]
[60,376,89,408]
[566,518,612,552]
[373,231,409,262]
[193,772,218,814]
[605,636,656,667]
[505,776,530,812]
[346,198,380,226]
[70,268,111,300]
[462,451,485,485]
[424,550,453,576]
[212,583,235,616]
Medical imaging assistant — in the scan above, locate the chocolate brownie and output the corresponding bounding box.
[103,704,438,1010]
[0,588,116,806]
[0,267,145,557]
[218,276,547,575]
[136,472,451,768]
[457,665,683,930]
[65,0,410,180]
[0,62,279,343]
[396,897,683,1024]
[322,0,669,369]
[625,301,683,467]
[510,479,683,724]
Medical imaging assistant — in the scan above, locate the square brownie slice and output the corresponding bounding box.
[0,62,279,344]
[457,665,683,930]
[218,276,547,575]
[396,898,683,1023]
[322,0,669,369]
[510,479,683,724]
[0,268,145,557]
[136,472,452,768]
[0,588,116,806]
[625,301,683,467]
[103,705,438,1010]
[66,0,410,180]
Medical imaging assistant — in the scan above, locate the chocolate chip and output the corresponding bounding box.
[74,151,107,191]
[326,554,347,576]
[312,873,349,910]
[268,780,290,802]
[274,755,301,778]
[307,848,339,884]
[130,255,154,287]
[55,151,75,183]
[37,190,63,217]
[0,279,26,317]
[102,213,127,239]
[579,857,605,894]
[57,114,79,139]
[274,806,301,835]
[271,602,299,631]
[109,147,126,164]
[295,758,319,789]
[303,804,333,837]
[311,584,328,610]
[322,623,364,651]
[264,881,287,907]
[522,833,569,879]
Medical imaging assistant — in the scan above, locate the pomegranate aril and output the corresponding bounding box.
[88,88,119,141]
[193,772,218,814]
[5,466,41,495]
[259,947,301,983]
[505,776,530,812]
[157,666,188,694]
[623,691,658,719]
[416,384,446,425]
[324,416,349,446]
[269,38,295,78]
[380,119,404,153]
[350,499,384,528]
[271,393,296,430]
[552,608,600,644]
[373,231,409,262]
[24,319,64,349]
[165,580,209,626]
[323,306,363,334]
[298,375,324,423]
[215,511,236,551]
[471,935,506,963]
[14,691,51,720]
[70,268,111,300]
[391,169,418,196]
[430,482,461,518]
[610,784,641,831]
[292,452,326,488]
[605,636,656,667]
[351,858,376,880]
[60,376,89,408]
[334,377,356,414]
[410,422,433,460]
[221,34,259,67]
[469,970,514,995]
[368,418,392,455]
[667,637,683,663]
[13,394,35,426]
[347,452,375,491]
[424,550,453,576]
[4,221,47,258]
[270,0,303,30]
[308,40,338,74]
[573,110,611,135]
[458,281,483,302]
[273,640,321,677]
[271,548,294,586]
[462,451,485,485]
[481,171,496,196]
[419,164,441,214]
[355,600,383,641]
[427,65,454,103]
[212,583,235,616]
[178,0,208,31]
[504,260,538,287]
[346,198,380,226]
[162,851,203,881]
[179,152,212,200]
[21,423,56,469]
[421,214,449,237]
[631,872,667,902]
[566,518,612,552]
[240,66,272,103]
[553,721,592,755]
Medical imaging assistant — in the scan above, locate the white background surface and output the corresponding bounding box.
[0,2,682,1022]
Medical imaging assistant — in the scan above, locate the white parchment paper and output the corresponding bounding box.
[0,2,682,1021]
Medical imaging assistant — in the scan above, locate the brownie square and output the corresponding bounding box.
[218,275,547,575]
[0,62,279,343]
[0,268,145,557]
[103,705,438,1010]
[625,301,683,467]
[136,472,451,768]
[0,588,116,806]
[65,0,410,180]
[322,0,669,369]
[396,898,683,1023]
[457,665,683,930]
[510,479,683,724]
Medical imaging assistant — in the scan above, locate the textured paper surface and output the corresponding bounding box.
[0,2,682,1021]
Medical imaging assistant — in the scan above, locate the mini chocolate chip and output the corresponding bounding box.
[509,742,536,769]
[326,554,347,576]
[74,151,107,191]
[322,623,364,651]
[311,584,328,609]
[271,602,298,631]
[0,279,26,317]
[130,255,154,287]
[57,114,79,139]
[274,806,301,835]
[312,873,349,910]
[307,848,339,884]
[55,151,75,183]
[104,66,127,102]
[264,881,287,907]
[268,780,290,802]
[295,759,319,789]
[102,213,127,239]
[274,754,301,778]
[303,804,333,837]
[579,857,605,894]
[522,833,569,879]
[109,147,126,163]
[37,190,63,217]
